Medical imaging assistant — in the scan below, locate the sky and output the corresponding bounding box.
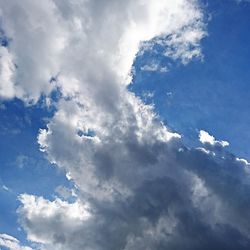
[131,0,250,159]
[0,0,250,250]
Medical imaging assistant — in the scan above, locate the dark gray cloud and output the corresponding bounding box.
[18,135,250,250]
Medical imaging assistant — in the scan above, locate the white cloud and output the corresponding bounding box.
[2,184,9,191]
[0,46,15,99]
[0,233,32,250]
[0,0,67,102]
[199,130,229,147]
[18,194,92,250]
[0,0,206,102]
[141,62,169,73]
[163,25,206,64]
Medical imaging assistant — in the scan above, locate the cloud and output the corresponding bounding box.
[15,154,30,169]
[2,184,9,191]
[1,0,250,250]
[0,0,205,102]
[0,233,32,250]
[140,62,169,73]
[163,25,206,64]
[199,130,229,147]
[0,0,66,102]
[18,194,91,248]
[0,46,15,99]
[19,130,250,249]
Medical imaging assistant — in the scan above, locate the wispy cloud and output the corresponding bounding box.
[0,234,32,250]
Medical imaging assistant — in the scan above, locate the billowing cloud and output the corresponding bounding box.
[1,0,250,250]
[0,0,205,102]
[0,0,66,102]
[18,135,250,249]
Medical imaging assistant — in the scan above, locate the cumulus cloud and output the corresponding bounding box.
[1,0,250,250]
[0,0,66,102]
[0,0,205,102]
[18,194,91,248]
[199,130,229,147]
[18,136,250,249]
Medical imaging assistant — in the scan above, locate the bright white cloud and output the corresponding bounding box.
[18,194,91,247]
[199,130,229,147]
[0,0,205,102]
[0,0,67,102]
[0,233,32,250]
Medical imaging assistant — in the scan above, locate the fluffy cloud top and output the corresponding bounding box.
[0,0,205,102]
[0,1,250,250]
[199,130,229,147]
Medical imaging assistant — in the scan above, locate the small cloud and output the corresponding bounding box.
[2,185,9,191]
[199,130,229,147]
[141,62,169,73]
[15,154,30,169]
[142,91,155,100]
[55,185,76,200]
[236,157,250,167]
[0,233,32,250]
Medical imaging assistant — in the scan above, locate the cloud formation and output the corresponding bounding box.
[0,0,250,250]
[199,130,229,147]
[0,233,32,250]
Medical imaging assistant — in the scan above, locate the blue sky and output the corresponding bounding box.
[0,1,250,249]
[132,0,250,159]
[0,99,70,244]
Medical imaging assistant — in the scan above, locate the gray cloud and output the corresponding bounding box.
[18,134,250,250]
[17,149,250,250]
